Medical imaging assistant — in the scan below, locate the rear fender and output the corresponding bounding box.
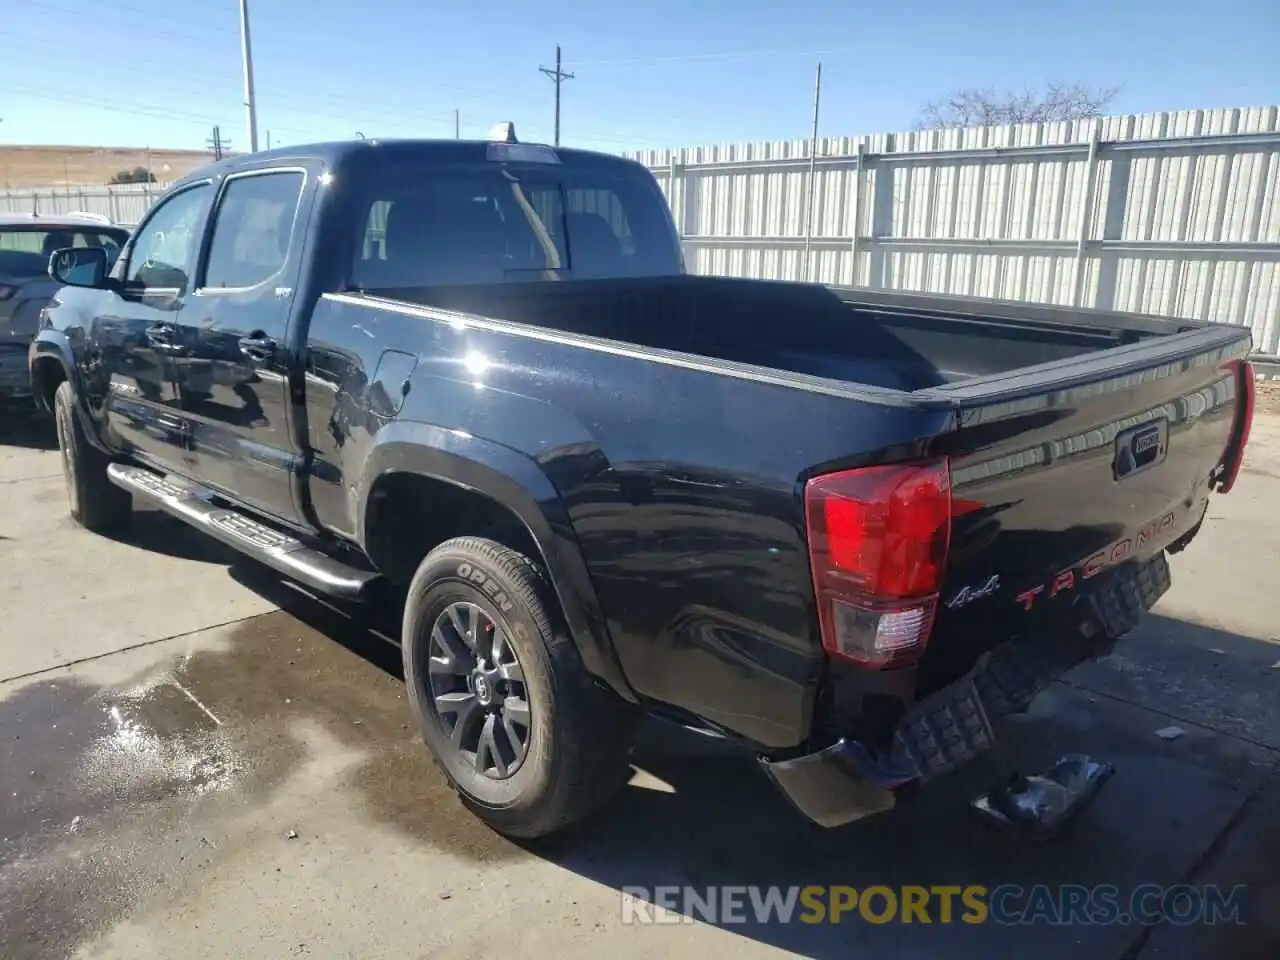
[356,420,636,702]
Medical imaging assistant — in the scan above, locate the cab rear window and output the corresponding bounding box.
[350,164,681,288]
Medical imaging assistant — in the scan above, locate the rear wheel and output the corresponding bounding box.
[53,381,131,534]
[402,536,637,839]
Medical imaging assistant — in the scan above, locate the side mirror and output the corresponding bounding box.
[49,246,110,289]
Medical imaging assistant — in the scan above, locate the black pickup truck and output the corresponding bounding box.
[31,128,1256,839]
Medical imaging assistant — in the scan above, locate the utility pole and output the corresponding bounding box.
[238,0,260,152]
[207,125,228,161]
[266,130,272,150]
[539,45,574,146]
[455,109,460,139]
[802,61,823,283]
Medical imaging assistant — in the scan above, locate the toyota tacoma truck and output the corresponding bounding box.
[30,127,1256,839]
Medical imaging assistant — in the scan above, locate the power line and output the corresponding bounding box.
[10,78,684,155]
[18,6,843,100]
[13,11,533,110]
[565,46,850,70]
[7,83,227,127]
[6,28,763,153]
[3,35,467,135]
[7,24,723,144]
[539,45,574,146]
[16,33,467,129]
[26,0,236,36]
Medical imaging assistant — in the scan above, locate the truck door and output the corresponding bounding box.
[177,166,312,525]
[98,181,212,474]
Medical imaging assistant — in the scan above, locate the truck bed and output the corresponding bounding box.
[372,275,1187,394]
[351,274,1251,734]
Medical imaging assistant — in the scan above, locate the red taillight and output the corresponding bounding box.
[1218,359,1255,495]
[805,460,952,668]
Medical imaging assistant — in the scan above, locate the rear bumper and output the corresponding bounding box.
[761,552,1172,828]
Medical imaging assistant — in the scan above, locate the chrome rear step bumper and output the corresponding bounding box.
[107,463,379,601]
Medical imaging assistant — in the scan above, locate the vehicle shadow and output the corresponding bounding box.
[227,562,406,677]
[103,507,262,567]
[0,408,57,450]
[213,565,1280,960]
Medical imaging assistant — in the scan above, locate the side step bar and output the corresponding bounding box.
[107,463,380,601]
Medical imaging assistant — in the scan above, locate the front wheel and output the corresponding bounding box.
[53,380,131,534]
[402,537,637,839]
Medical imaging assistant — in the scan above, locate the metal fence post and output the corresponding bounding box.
[848,142,865,286]
[679,166,700,267]
[1094,146,1133,312]
[666,162,697,269]
[867,145,894,290]
[1072,123,1102,307]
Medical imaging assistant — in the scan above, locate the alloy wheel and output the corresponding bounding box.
[425,601,532,779]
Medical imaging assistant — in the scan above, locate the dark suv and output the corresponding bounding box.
[1,213,129,407]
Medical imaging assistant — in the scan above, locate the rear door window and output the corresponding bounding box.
[202,171,305,289]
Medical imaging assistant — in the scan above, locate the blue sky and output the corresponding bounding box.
[2,0,1277,154]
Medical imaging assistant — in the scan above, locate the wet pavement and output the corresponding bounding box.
[1,414,1278,960]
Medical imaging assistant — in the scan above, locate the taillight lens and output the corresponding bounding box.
[1218,359,1255,495]
[805,460,952,668]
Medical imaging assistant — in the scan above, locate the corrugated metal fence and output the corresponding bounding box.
[4,106,1277,353]
[0,181,161,228]
[629,106,1280,355]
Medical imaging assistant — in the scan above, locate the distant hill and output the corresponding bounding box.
[0,145,227,189]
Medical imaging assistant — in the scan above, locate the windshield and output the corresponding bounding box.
[0,227,126,279]
[350,163,683,289]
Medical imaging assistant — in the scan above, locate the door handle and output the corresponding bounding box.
[145,323,183,353]
[238,333,277,361]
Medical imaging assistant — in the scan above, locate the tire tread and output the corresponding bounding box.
[54,381,130,534]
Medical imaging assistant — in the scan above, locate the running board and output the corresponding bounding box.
[106,463,380,601]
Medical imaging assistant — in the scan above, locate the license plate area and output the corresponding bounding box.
[1114,418,1169,480]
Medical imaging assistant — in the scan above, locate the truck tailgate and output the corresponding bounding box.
[915,323,1253,693]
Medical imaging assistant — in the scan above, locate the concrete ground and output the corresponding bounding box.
[1,410,1277,960]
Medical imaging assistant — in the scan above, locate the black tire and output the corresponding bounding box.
[53,381,131,534]
[402,536,638,839]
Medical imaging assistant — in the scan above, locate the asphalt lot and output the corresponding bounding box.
[1,410,1277,960]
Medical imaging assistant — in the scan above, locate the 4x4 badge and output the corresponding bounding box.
[947,574,1001,609]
